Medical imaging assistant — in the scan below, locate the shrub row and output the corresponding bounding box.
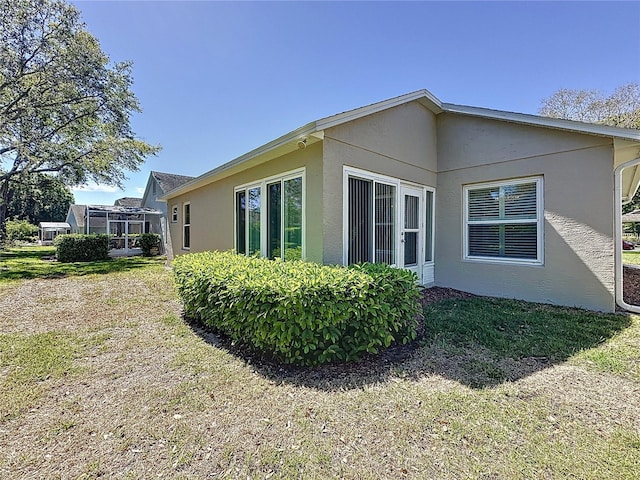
[173,251,421,365]
[138,233,161,256]
[55,234,109,262]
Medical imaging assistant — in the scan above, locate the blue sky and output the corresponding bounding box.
[70,0,640,205]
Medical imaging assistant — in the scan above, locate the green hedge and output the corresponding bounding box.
[139,233,161,256]
[173,251,421,365]
[55,234,109,262]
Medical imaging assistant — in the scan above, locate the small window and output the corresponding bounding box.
[464,177,543,265]
[171,205,178,223]
[183,202,191,250]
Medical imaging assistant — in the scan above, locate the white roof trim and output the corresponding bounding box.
[441,103,640,142]
[316,89,443,130]
[162,90,640,200]
[161,122,319,200]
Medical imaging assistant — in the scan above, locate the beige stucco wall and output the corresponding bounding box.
[436,113,616,311]
[166,142,323,262]
[322,101,438,264]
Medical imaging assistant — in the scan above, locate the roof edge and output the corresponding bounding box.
[441,103,640,142]
[161,121,319,199]
[316,89,443,130]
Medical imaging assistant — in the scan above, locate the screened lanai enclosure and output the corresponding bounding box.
[85,205,163,256]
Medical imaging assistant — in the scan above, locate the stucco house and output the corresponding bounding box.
[161,89,640,312]
[141,171,195,258]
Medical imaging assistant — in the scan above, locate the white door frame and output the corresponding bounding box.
[342,166,436,284]
[399,185,424,282]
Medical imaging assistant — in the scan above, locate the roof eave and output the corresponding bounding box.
[316,89,443,130]
[161,121,320,200]
[441,103,640,142]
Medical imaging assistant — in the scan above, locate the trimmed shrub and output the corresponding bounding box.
[55,234,109,262]
[173,251,421,365]
[139,233,161,256]
[6,219,38,243]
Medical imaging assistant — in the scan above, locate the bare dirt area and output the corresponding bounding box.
[1,268,639,479]
[623,265,640,306]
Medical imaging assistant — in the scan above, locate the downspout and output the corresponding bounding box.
[614,156,640,313]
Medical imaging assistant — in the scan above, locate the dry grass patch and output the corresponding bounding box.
[1,247,639,479]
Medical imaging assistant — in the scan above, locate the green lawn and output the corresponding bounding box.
[623,250,640,265]
[0,245,165,282]
[0,246,638,479]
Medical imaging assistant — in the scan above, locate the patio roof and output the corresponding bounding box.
[39,222,71,230]
[86,205,162,215]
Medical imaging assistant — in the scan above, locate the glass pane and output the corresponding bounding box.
[404,194,419,229]
[267,182,282,259]
[468,224,500,257]
[503,182,537,220]
[468,223,537,259]
[425,190,433,262]
[284,177,303,261]
[375,183,395,264]
[184,225,190,248]
[468,186,500,221]
[184,204,190,225]
[404,232,418,266]
[348,177,372,264]
[469,182,537,222]
[236,191,246,255]
[504,224,537,259]
[248,187,261,255]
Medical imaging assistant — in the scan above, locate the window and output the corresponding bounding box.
[234,170,304,260]
[463,177,543,264]
[171,205,178,223]
[425,190,434,262]
[183,202,191,249]
[347,174,396,265]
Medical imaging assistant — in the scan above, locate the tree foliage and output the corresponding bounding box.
[539,82,640,129]
[5,218,38,242]
[0,0,160,238]
[7,173,74,224]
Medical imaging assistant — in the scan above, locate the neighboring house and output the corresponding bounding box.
[162,89,640,312]
[65,204,162,256]
[38,222,70,244]
[114,197,143,207]
[66,204,86,233]
[141,171,195,259]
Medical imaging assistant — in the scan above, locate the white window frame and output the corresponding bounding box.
[342,166,435,269]
[233,168,306,260]
[171,205,178,223]
[182,202,191,250]
[463,176,544,266]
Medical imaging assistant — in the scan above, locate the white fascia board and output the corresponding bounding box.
[161,122,319,200]
[316,89,443,130]
[442,103,640,143]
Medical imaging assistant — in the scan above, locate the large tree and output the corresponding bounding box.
[6,173,74,224]
[539,82,640,129]
[0,0,160,239]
